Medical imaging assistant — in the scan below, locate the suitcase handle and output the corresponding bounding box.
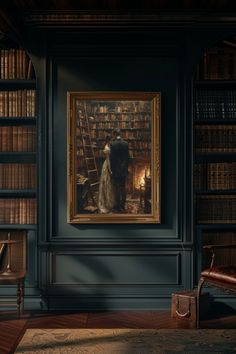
[175,297,191,318]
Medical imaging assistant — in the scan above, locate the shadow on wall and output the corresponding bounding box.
[39,244,177,311]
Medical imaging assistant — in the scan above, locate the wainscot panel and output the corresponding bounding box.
[50,251,180,286]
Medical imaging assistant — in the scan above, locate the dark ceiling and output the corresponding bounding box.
[0,0,236,41]
[1,0,236,12]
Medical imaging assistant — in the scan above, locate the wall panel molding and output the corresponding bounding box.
[50,251,181,286]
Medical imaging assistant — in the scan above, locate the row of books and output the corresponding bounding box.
[195,90,236,120]
[0,90,36,117]
[0,198,37,224]
[196,46,236,80]
[89,130,151,140]
[0,163,36,189]
[0,126,36,152]
[194,162,236,190]
[110,130,150,140]
[88,113,151,122]
[80,101,151,114]
[194,125,236,151]
[93,149,151,158]
[89,121,151,130]
[195,195,236,223]
[76,110,151,123]
[0,49,34,80]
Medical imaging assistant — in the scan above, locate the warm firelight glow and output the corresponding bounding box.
[134,166,151,189]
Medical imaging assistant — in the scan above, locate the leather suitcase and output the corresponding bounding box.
[171,290,210,326]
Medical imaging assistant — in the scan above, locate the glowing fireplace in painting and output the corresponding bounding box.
[133,163,151,190]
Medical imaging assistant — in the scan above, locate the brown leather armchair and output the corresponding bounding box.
[197,244,236,328]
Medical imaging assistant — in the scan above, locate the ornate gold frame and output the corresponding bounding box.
[67,91,161,224]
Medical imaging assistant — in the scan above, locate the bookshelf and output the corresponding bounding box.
[193,37,236,273]
[0,45,37,227]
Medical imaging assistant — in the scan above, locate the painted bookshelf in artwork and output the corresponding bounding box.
[193,36,236,273]
[0,45,37,227]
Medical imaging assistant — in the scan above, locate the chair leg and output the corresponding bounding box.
[197,277,205,328]
[17,283,21,318]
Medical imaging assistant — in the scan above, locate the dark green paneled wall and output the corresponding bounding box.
[23,25,236,309]
[52,56,177,238]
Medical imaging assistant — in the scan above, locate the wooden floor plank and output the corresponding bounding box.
[0,318,27,354]
[0,309,235,354]
[27,311,88,328]
[86,311,165,328]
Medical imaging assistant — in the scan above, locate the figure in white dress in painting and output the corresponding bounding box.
[98,135,116,213]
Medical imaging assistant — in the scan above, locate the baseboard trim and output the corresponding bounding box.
[0,294,235,312]
[0,296,43,311]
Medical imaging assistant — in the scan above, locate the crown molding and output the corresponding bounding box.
[22,10,236,29]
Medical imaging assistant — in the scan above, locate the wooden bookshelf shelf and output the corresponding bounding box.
[0,79,36,88]
[194,153,236,162]
[196,221,236,225]
[194,119,236,124]
[0,224,37,230]
[196,224,236,230]
[0,190,36,197]
[195,80,236,88]
[0,152,36,157]
[194,190,236,195]
[0,117,36,125]
[0,154,36,164]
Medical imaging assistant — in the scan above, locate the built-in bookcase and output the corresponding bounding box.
[193,37,236,274]
[0,43,37,227]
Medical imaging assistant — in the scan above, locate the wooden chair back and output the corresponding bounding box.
[0,231,27,273]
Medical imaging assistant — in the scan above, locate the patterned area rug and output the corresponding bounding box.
[15,328,236,353]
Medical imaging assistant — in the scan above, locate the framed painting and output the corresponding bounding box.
[67,91,161,223]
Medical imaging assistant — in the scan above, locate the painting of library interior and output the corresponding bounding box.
[68,92,160,223]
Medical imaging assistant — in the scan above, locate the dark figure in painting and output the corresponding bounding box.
[110,128,129,212]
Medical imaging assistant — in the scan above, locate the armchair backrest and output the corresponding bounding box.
[0,231,27,273]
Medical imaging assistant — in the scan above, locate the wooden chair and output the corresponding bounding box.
[0,231,27,317]
[197,244,236,328]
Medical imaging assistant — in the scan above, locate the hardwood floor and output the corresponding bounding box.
[0,309,235,354]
